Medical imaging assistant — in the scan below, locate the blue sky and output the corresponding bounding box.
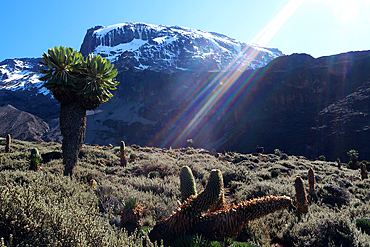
[1,0,370,61]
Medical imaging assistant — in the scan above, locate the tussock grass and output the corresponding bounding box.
[0,137,370,246]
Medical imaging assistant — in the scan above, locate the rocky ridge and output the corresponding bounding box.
[0,105,51,142]
[80,22,283,72]
[0,58,46,94]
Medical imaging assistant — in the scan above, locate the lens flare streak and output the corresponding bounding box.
[152,0,303,148]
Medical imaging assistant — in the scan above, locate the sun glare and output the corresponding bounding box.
[332,0,360,24]
[151,0,305,148]
[307,0,367,25]
[252,0,305,46]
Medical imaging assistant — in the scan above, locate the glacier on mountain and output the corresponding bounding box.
[0,58,48,94]
[80,22,283,72]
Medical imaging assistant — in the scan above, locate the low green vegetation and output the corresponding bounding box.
[1,138,370,246]
[319,155,326,161]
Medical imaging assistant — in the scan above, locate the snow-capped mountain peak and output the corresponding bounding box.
[80,22,283,72]
[0,58,48,94]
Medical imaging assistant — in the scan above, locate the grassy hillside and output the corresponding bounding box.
[0,138,369,246]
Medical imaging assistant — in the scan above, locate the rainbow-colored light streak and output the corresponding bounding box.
[150,71,222,147]
[151,0,305,148]
[170,48,274,148]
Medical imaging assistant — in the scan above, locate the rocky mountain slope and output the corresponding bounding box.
[0,58,46,93]
[0,105,54,142]
[221,51,370,161]
[1,22,370,161]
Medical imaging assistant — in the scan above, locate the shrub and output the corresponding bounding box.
[320,184,351,208]
[129,154,137,162]
[270,170,280,178]
[170,234,209,247]
[1,139,370,246]
[356,218,370,235]
[319,155,326,161]
[282,204,370,246]
[0,171,161,246]
[274,149,282,156]
[186,139,195,148]
[148,171,160,179]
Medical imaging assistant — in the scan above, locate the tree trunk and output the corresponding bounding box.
[60,101,86,177]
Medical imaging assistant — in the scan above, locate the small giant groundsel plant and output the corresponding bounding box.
[360,163,368,180]
[180,166,197,202]
[308,167,317,201]
[5,134,11,153]
[120,141,127,167]
[347,149,359,169]
[40,46,119,177]
[295,176,308,217]
[29,148,42,171]
[120,197,143,234]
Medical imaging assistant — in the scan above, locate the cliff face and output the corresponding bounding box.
[312,81,370,161]
[220,51,370,160]
[82,50,370,161]
[79,22,283,72]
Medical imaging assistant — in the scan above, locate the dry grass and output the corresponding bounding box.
[0,137,370,246]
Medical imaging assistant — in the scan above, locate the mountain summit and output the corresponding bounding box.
[80,22,283,72]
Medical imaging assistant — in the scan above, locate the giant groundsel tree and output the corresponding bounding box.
[40,46,119,176]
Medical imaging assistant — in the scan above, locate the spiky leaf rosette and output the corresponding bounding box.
[180,166,197,202]
[77,54,118,103]
[39,46,83,101]
[193,195,292,240]
[152,169,224,237]
[295,176,308,216]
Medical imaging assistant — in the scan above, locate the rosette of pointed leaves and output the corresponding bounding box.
[121,197,143,234]
[152,169,225,237]
[39,46,83,92]
[78,54,118,103]
[39,46,119,177]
